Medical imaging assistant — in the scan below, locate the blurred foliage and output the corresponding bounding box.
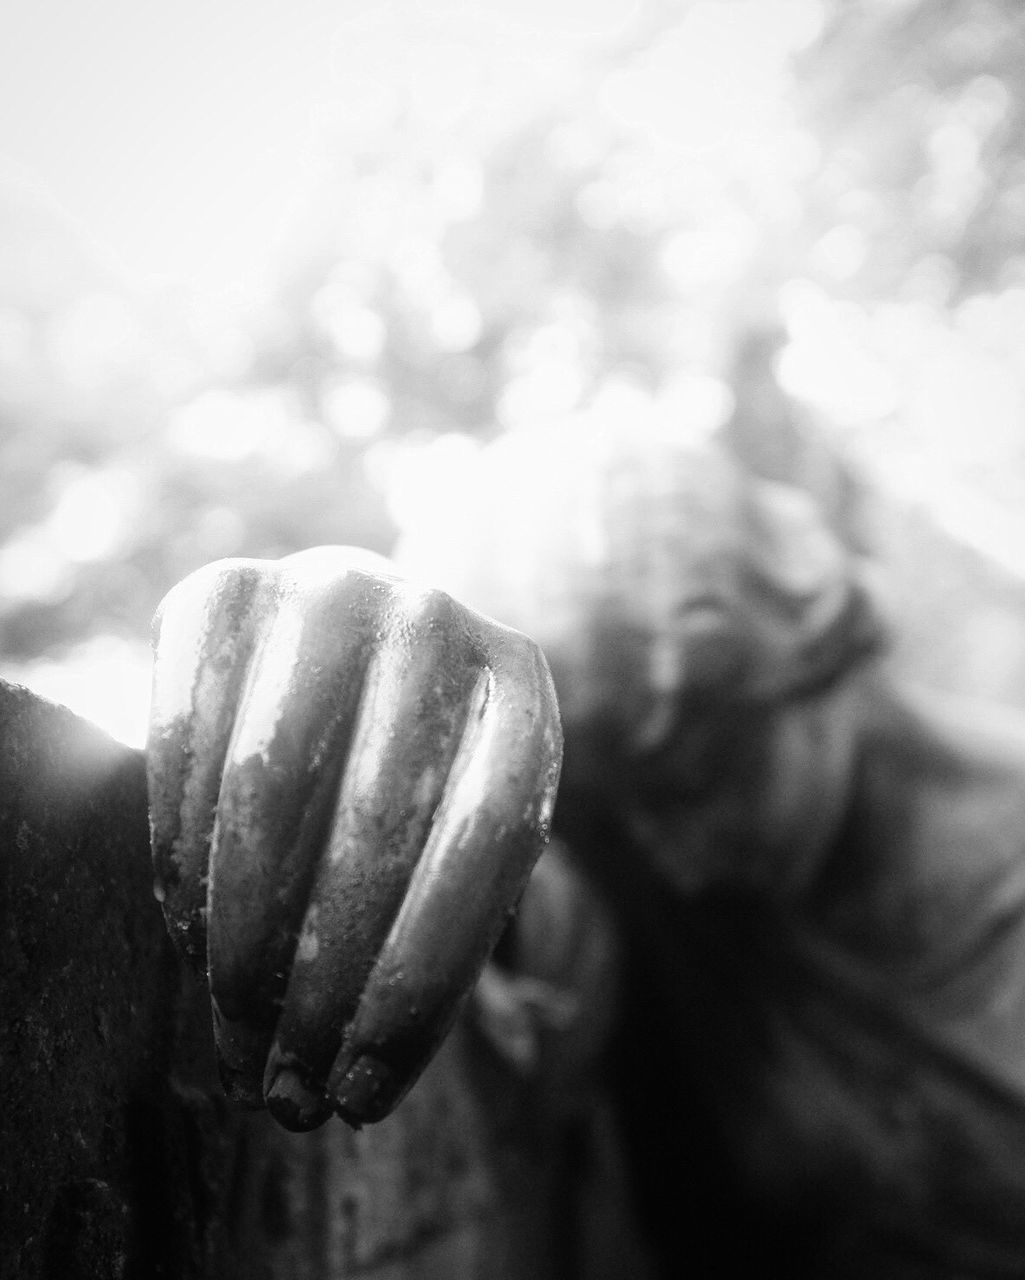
[799,0,1025,301]
[3,0,1025,741]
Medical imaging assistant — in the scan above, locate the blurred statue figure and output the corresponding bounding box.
[151,419,1025,1278]
[394,420,1025,1276]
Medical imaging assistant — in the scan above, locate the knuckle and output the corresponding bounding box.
[494,630,560,723]
[276,548,398,616]
[490,617,543,669]
[391,582,466,635]
[187,556,270,606]
[154,557,268,644]
[376,583,485,682]
[292,566,391,634]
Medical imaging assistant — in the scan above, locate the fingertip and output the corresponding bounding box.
[265,1067,333,1132]
[329,1052,400,1128]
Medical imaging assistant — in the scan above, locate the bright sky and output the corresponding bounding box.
[1,1,331,290]
[0,0,643,296]
[10,0,1022,745]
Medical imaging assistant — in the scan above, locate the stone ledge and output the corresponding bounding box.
[0,678,566,1279]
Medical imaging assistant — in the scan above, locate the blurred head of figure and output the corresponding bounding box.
[394,420,886,888]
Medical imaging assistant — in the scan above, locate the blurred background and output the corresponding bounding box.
[3,0,1025,746]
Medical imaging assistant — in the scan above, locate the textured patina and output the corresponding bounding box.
[147,547,563,1132]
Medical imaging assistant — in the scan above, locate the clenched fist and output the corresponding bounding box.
[146,548,562,1132]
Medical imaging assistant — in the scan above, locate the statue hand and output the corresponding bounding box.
[147,547,562,1131]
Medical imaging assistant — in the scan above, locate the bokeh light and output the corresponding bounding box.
[4,0,1025,740]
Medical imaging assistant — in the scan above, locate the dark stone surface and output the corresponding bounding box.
[0,677,626,1279]
[0,677,205,1278]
